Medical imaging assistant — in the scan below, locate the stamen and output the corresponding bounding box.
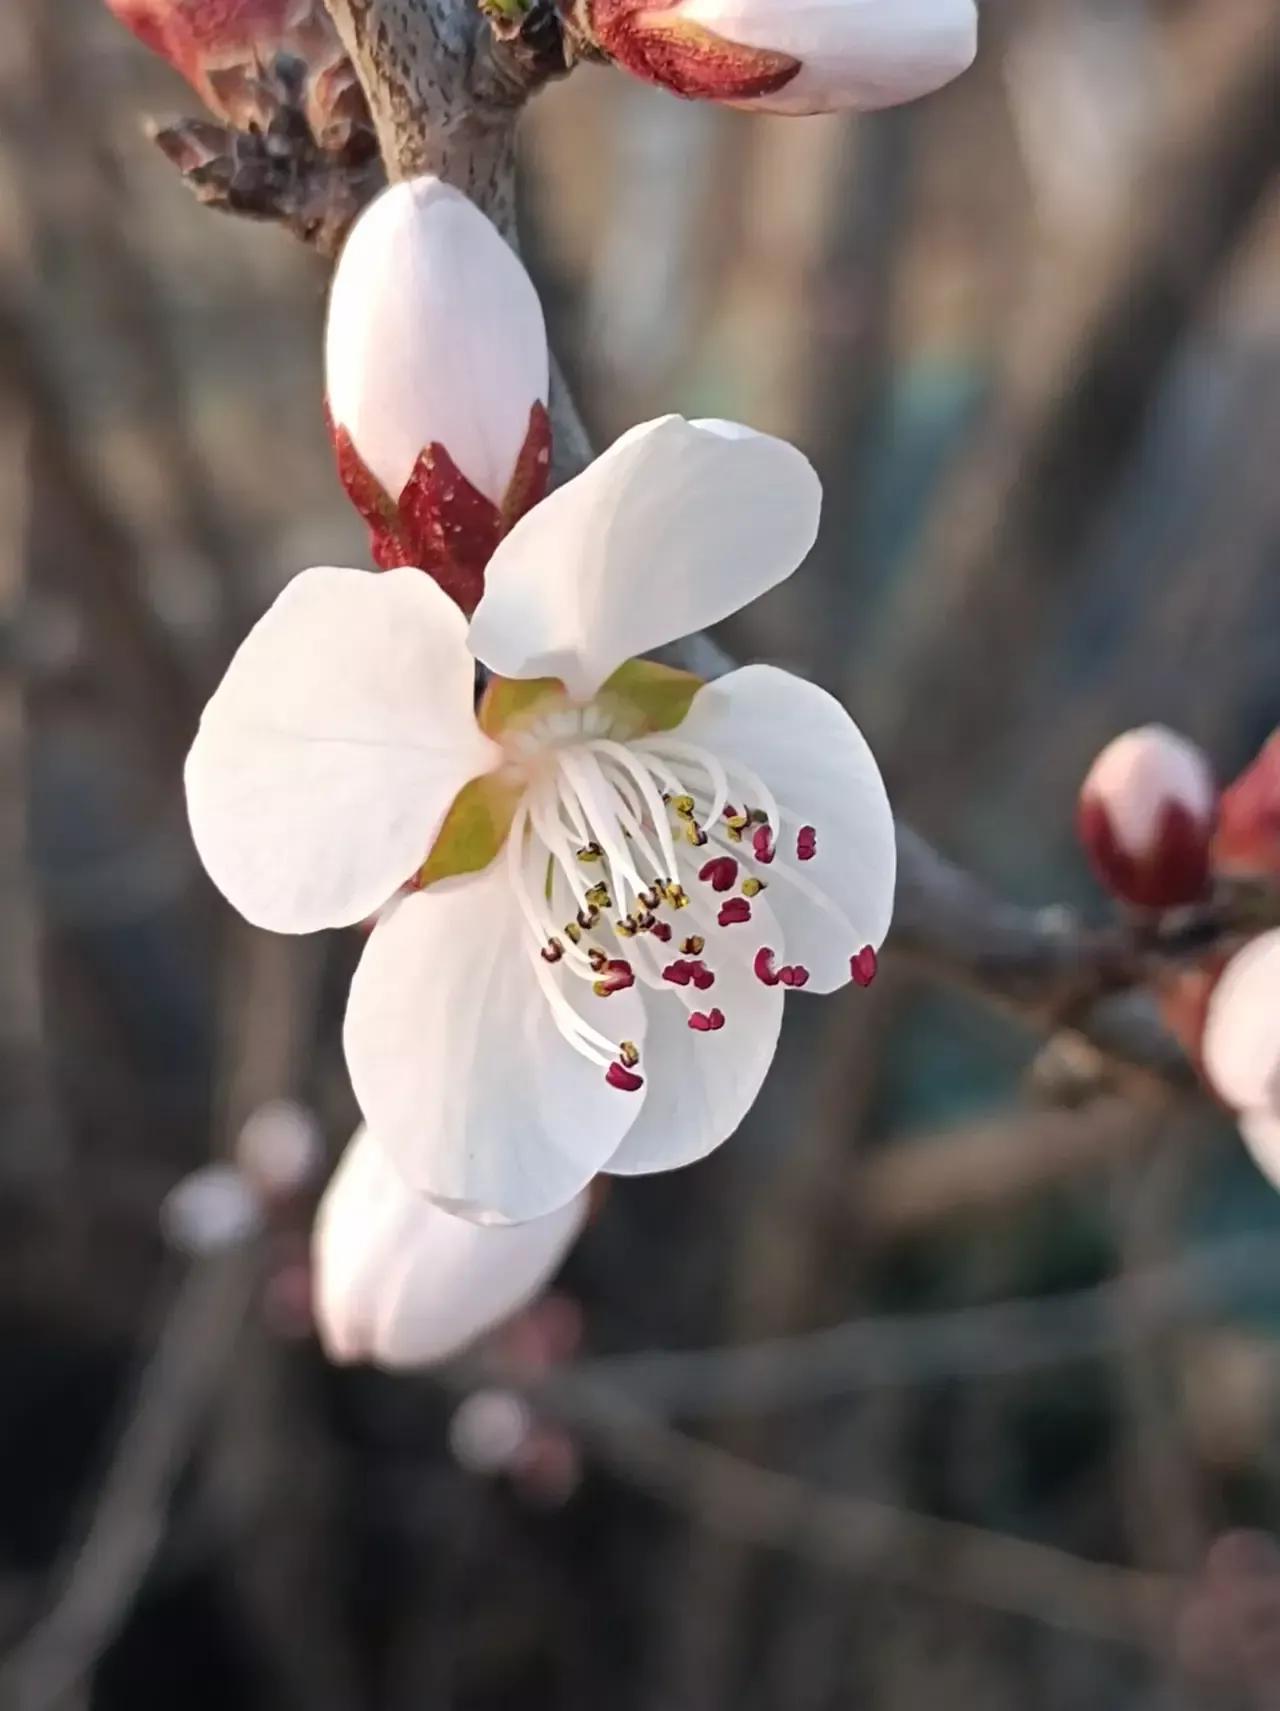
[754,947,781,987]
[663,961,693,987]
[619,1040,640,1069]
[593,960,636,998]
[682,936,705,956]
[796,826,817,862]
[752,825,775,865]
[718,897,752,928]
[698,856,738,893]
[577,843,603,864]
[688,1009,726,1033]
[851,946,879,988]
[779,965,810,989]
[742,877,765,898]
[606,1062,644,1092]
[650,921,673,943]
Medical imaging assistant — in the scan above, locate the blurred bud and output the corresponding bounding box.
[584,0,977,114]
[104,0,367,147]
[325,176,551,616]
[1077,724,1216,911]
[448,1389,534,1475]
[1201,930,1280,1187]
[312,1128,587,1370]
[1179,1531,1280,1694]
[1215,730,1280,882]
[235,1098,323,1198]
[161,1163,263,1255]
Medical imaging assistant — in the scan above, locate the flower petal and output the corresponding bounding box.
[674,664,895,991]
[313,1125,586,1369]
[326,177,549,508]
[1202,930,1280,1112]
[677,0,979,115]
[185,565,496,934]
[1239,1108,1280,1193]
[343,859,646,1223]
[606,895,784,1176]
[468,416,821,700]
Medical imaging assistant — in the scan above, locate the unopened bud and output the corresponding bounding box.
[161,1164,263,1255]
[1077,725,1215,911]
[1215,730,1280,882]
[585,0,977,115]
[325,177,551,616]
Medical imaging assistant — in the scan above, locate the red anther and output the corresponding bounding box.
[752,825,775,865]
[796,826,817,861]
[754,947,781,987]
[594,959,635,996]
[718,897,752,927]
[698,855,739,893]
[687,961,716,991]
[723,804,740,820]
[605,1062,644,1092]
[688,1008,726,1033]
[851,945,879,988]
[779,964,810,989]
[649,920,673,943]
[663,960,694,986]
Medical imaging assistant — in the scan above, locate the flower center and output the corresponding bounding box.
[503,722,825,1090]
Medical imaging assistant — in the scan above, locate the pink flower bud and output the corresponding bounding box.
[587,0,977,114]
[1077,725,1216,911]
[104,0,362,141]
[325,177,552,615]
[1201,932,1280,1189]
[312,1128,586,1370]
[1215,730,1280,882]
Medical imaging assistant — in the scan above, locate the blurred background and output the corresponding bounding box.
[4,0,1280,1705]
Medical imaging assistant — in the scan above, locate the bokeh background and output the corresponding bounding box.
[4,0,1280,1706]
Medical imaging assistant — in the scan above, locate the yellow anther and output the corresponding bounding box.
[615,919,637,939]
[565,921,583,945]
[585,883,612,910]
[725,812,749,831]
[671,795,696,819]
[742,877,765,898]
[665,883,690,911]
[682,936,705,956]
[592,979,613,998]
[619,1041,640,1069]
[576,843,603,864]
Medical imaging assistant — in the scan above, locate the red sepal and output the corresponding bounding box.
[590,0,801,102]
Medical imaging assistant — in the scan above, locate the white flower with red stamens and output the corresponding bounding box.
[1077,725,1216,912]
[326,177,552,615]
[587,0,977,115]
[185,413,896,1223]
[314,1127,587,1368]
[1202,931,1280,1189]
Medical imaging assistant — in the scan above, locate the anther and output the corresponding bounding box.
[576,905,600,931]
[699,856,738,894]
[576,843,603,864]
[718,897,752,927]
[752,826,775,865]
[665,883,690,910]
[682,936,705,956]
[541,938,565,965]
[606,1062,644,1092]
[685,822,709,847]
[688,1009,726,1033]
[663,961,693,987]
[796,826,817,862]
[588,948,609,972]
[742,877,765,898]
[594,960,636,997]
[754,947,781,987]
[779,965,810,989]
[851,945,879,988]
[585,883,612,911]
[635,911,656,932]
[671,794,696,819]
[615,918,637,939]
[564,921,583,946]
[650,920,673,943]
[619,1040,640,1069]
[687,961,715,991]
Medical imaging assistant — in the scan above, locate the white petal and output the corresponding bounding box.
[678,0,978,115]
[313,1126,586,1369]
[185,566,496,934]
[1239,1108,1280,1194]
[606,893,784,1176]
[326,177,549,506]
[674,665,895,991]
[343,859,647,1224]
[1202,930,1280,1112]
[468,416,821,700]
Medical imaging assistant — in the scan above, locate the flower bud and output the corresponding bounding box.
[312,1128,586,1370]
[104,0,365,145]
[1077,725,1216,911]
[1201,931,1280,1189]
[325,176,552,615]
[1215,730,1280,882]
[585,0,977,115]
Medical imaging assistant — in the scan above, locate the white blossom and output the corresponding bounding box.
[1202,930,1280,1189]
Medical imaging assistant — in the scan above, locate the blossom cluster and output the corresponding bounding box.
[98,0,998,1375]
[1077,725,1280,1188]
